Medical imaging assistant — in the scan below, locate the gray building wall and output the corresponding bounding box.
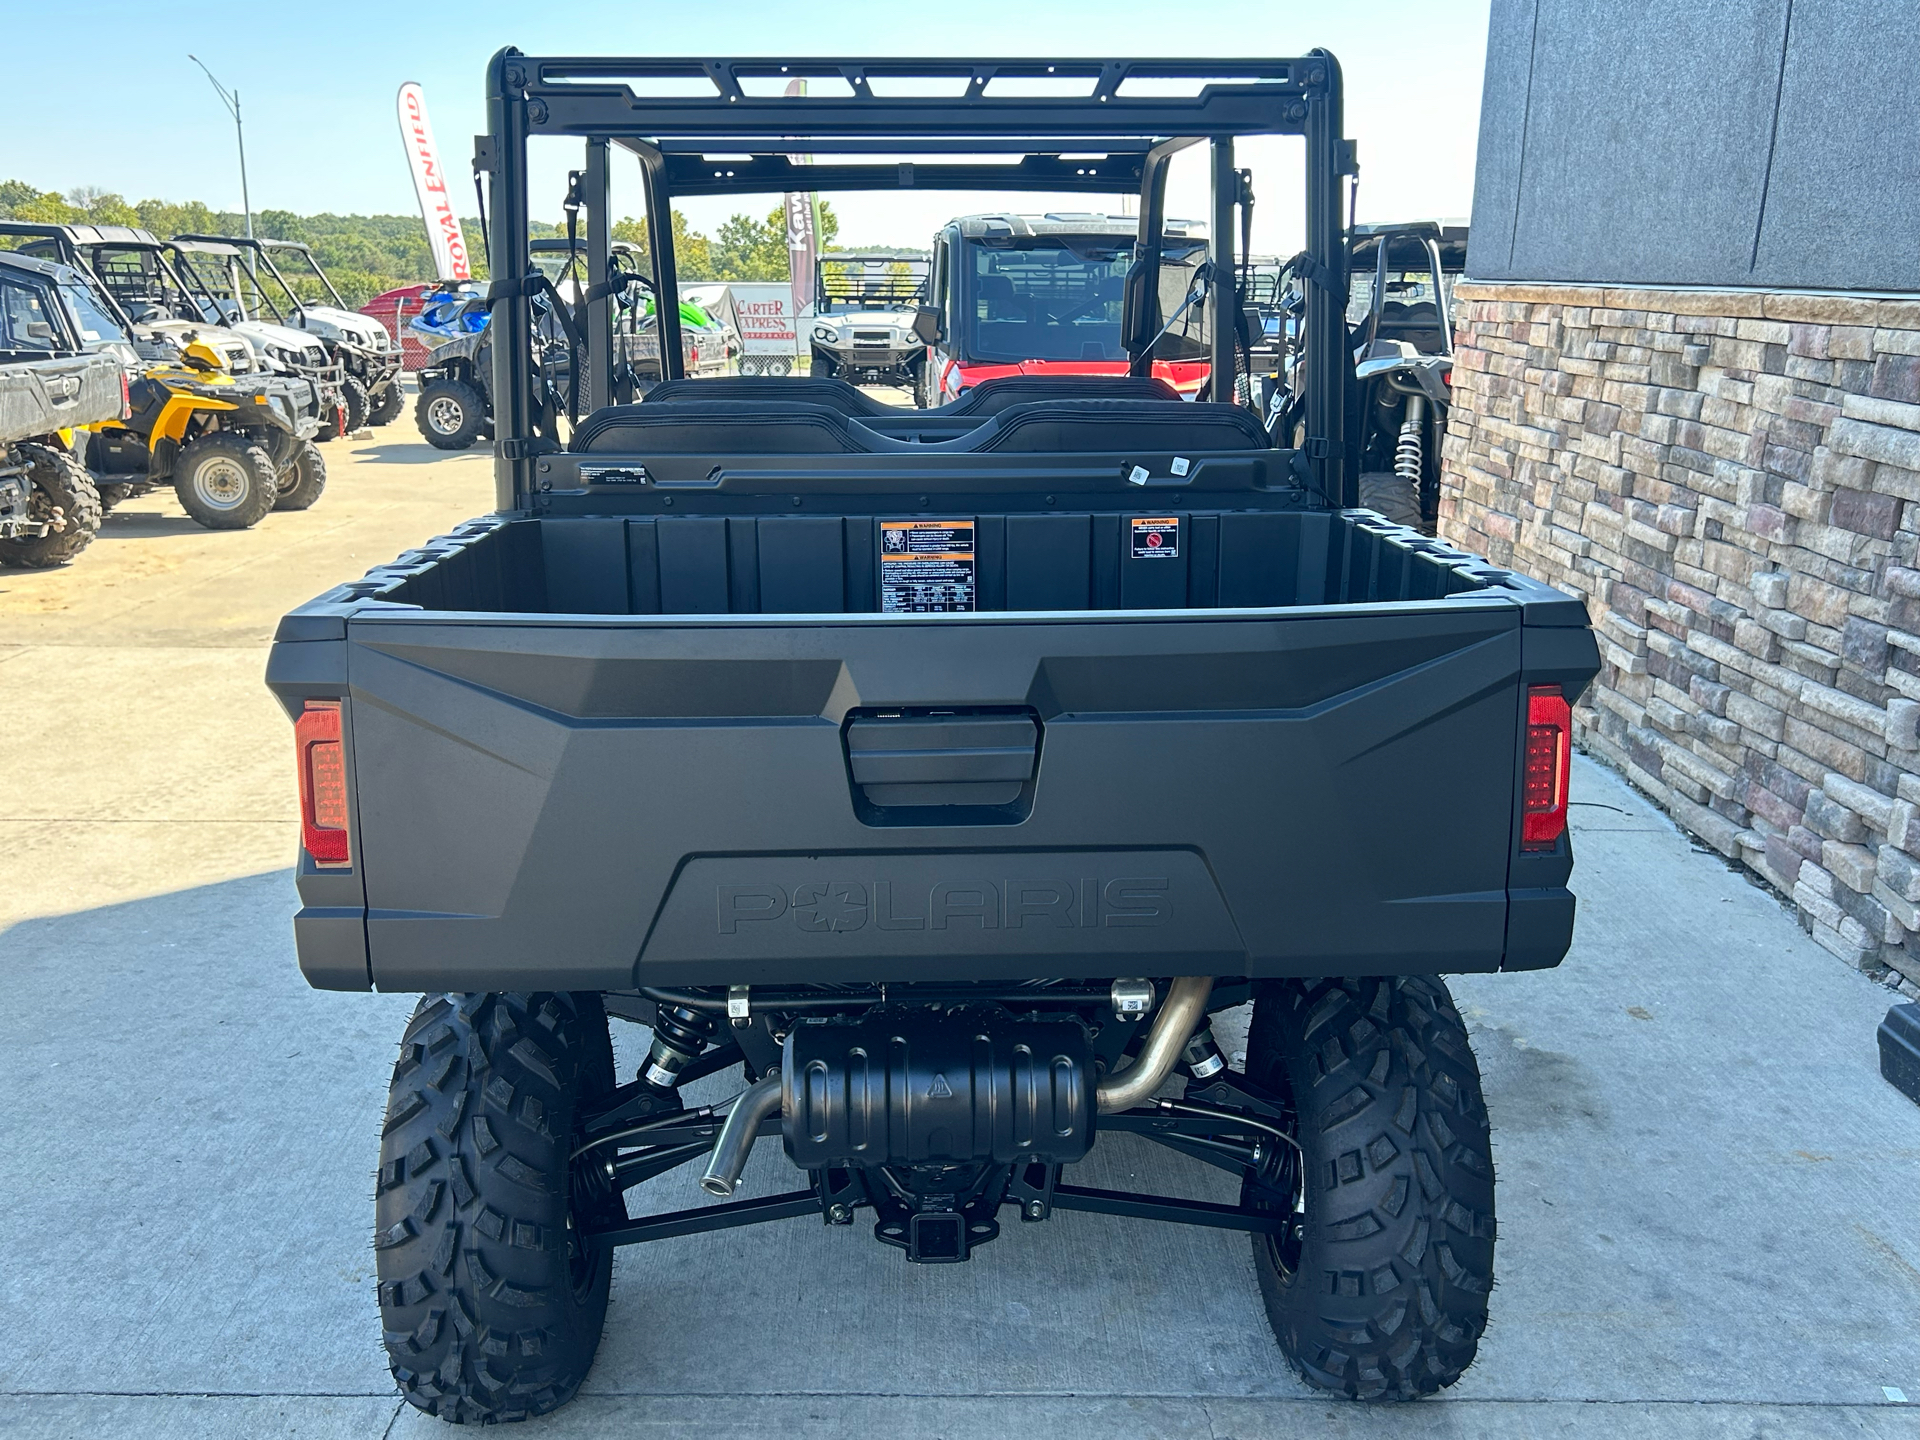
[1469,0,1920,293]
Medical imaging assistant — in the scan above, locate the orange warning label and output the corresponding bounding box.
[880,519,976,612]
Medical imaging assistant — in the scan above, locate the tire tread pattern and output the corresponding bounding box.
[376,992,615,1424]
[1247,976,1495,1401]
[0,444,102,567]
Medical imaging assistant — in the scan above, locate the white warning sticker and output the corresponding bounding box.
[1131,516,1180,559]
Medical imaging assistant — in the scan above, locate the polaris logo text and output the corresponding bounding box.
[716,878,1169,935]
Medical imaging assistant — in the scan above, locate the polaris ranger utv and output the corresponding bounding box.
[267,51,1597,1423]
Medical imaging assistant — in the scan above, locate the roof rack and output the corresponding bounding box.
[478,47,1354,510]
[507,56,1330,144]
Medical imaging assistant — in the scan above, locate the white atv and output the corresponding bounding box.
[808,250,930,389]
[166,238,350,435]
[178,234,405,431]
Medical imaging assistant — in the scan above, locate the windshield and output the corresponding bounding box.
[1245,266,1285,308]
[1346,267,1450,327]
[0,274,67,353]
[59,280,129,347]
[89,246,201,321]
[958,235,1208,366]
[173,248,287,325]
[264,246,347,308]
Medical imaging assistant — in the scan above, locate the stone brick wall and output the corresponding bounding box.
[1442,280,1920,999]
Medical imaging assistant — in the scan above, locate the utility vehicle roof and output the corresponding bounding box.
[1349,222,1468,273]
[819,249,929,262]
[0,250,76,283]
[170,238,244,257]
[176,234,320,255]
[494,54,1343,194]
[16,223,160,247]
[944,212,1202,240]
[1350,221,1466,242]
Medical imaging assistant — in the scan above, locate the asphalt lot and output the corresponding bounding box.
[1,408,1917,1439]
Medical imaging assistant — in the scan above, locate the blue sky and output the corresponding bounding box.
[7,0,1491,253]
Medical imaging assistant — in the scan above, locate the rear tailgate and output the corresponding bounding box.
[286,596,1582,992]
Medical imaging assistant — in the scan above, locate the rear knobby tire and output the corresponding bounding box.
[172,432,278,530]
[273,440,327,511]
[1244,976,1494,1400]
[377,992,621,1424]
[0,444,102,568]
[340,374,370,434]
[368,381,407,426]
[1356,472,1423,530]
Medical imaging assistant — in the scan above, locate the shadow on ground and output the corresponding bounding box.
[350,442,476,465]
[93,511,209,540]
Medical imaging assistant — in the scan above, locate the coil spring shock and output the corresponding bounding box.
[643,1004,720,1090]
[1394,392,1427,487]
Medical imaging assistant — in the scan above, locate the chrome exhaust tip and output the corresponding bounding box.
[698,1072,783,1197]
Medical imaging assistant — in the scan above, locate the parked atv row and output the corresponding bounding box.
[0,221,416,550]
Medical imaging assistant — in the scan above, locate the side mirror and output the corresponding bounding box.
[911,305,945,346]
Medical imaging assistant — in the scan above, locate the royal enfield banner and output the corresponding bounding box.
[396,82,472,282]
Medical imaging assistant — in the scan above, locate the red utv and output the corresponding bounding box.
[911,212,1211,407]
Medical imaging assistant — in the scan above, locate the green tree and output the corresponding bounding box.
[0,179,39,216]
[5,189,80,224]
[134,197,219,238]
[255,209,309,243]
[707,201,841,282]
[610,211,715,281]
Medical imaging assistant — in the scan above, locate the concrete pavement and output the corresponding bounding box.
[1,416,1916,1438]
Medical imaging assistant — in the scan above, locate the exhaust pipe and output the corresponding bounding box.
[699,1073,783,1197]
[1096,976,1214,1114]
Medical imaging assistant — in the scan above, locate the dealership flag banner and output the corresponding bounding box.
[783,78,820,324]
[397,82,472,282]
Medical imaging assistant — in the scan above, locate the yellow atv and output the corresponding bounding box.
[84,336,327,529]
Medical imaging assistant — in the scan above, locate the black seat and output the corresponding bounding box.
[572,395,1271,457]
[977,399,1271,453]
[942,374,1182,415]
[642,376,900,417]
[572,400,873,453]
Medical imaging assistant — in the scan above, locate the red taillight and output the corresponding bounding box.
[119,371,131,420]
[1521,686,1572,851]
[296,700,350,865]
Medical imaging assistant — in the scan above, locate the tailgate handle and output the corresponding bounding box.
[845,713,1039,810]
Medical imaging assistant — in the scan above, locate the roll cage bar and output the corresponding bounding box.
[175,235,353,317]
[816,251,931,310]
[0,222,144,336]
[478,49,1355,510]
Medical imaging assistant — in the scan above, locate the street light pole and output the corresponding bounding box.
[188,55,252,243]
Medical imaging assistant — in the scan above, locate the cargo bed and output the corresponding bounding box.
[268,502,1597,994]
